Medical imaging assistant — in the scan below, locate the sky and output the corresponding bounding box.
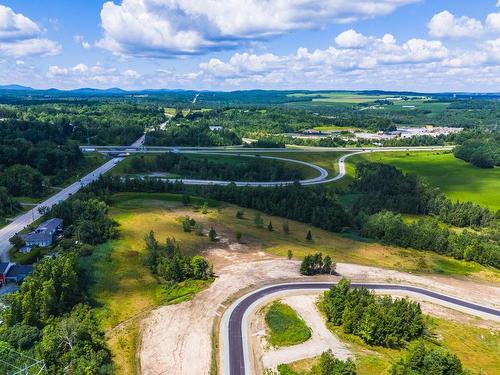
[0,0,500,92]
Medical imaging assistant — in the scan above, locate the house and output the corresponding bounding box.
[209,125,224,131]
[0,262,15,286]
[6,264,34,284]
[20,218,63,251]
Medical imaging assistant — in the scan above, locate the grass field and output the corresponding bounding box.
[81,193,215,374]
[346,151,500,211]
[263,152,342,178]
[287,92,392,104]
[85,192,500,373]
[280,315,499,375]
[265,301,311,347]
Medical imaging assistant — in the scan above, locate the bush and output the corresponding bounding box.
[300,253,334,275]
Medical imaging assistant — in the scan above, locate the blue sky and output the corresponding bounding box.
[1,0,499,91]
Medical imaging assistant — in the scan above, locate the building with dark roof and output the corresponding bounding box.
[20,218,63,251]
[0,262,15,286]
[6,264,34,283]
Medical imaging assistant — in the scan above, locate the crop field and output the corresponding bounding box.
[288,92,392,103]
[345,151,500,211]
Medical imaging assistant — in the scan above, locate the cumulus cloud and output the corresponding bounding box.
[195,31,451,88]
[428,11,483,38]
[486,11,500,32]
[47,63,141,86]
[335,29,369,48]
[97,0,420,57]
[0,5,61,57]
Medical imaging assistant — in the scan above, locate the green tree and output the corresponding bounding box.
[209,227,217,241]
[236,210,244,219]
[182,216,192,232]
[306,230,313,241]
[191,256,211,280]
[268,221,274,232]
[287,249,293,260]
[9,234,25,249]
[201,202,208,214]
[319,350,357,375]
[194,223,204,236]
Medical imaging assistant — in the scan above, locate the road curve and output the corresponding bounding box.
[222,282,500,375]
[142,146,451,187]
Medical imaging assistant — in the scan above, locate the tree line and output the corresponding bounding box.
[453,133,499,168]
[323,278,425,348]
[353,162,493,228]
[361,211,499,268]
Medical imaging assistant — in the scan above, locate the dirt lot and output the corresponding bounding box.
[139,228,500,375]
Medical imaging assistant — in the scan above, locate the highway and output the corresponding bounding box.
[0,135,145,262]
[101,146,453,187]
[222,282,500,375]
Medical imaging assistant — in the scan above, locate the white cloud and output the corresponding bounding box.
[98,0,420,57]
[0,5,40,41]
[428,11,483,38]
[0,38,60,57]
[0,5,61,57]
[47,63,142,86]
[486,11,500,32]
[335,29,369,48]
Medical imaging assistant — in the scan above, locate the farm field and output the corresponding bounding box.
[287,92,392,103]
[345,151,500,211]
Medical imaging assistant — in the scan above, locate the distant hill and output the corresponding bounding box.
[0,84,34,91]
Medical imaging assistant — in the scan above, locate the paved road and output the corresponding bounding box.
[223,282,500,375]
[0,135,145,262]
[126,146,451,187]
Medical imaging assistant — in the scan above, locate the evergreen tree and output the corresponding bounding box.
[268,221,274,231]
[254,213,263,228]
[209,227,217,241]
[306,230,313,241]
[287,249,293,260]
[282,221,290,235]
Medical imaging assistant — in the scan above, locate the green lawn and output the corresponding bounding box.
[346,151,500,211]
[265,301,311,347]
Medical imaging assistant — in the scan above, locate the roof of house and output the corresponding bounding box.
[0,262,11,274]
[37,218,63,233]
[20,218,63,244]
[6,264,33,278]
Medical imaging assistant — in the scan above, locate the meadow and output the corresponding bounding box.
[345,151,500,211]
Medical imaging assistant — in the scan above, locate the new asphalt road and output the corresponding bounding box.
[222,282,500,375]
[0,135,145,262]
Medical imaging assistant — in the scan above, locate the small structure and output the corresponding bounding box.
[20,218,63,251]
[0,262,15,286]
[209,125,224,131]
[6,264,34,284]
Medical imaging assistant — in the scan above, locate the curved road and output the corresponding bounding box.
[222,282,500,375]
[136,146,452,187]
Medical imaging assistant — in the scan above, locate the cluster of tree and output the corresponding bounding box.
[144,231,212,282]
[453,135,499,168]
[362,211,500,268]
[0,186,21,218]
[389,341,466,375]
[275,350,357,375]
[0,164,47,197]
[0,253,112,374]
[353,163,493,228]
[252,135,349,148]
[146,124,241,146]
[124,153,303,182]
[300,253,335,275]
[323,278,424,348]
[12,101,162,145]
[49,198,118,245]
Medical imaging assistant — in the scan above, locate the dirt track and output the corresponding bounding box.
[139,242,500,375]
